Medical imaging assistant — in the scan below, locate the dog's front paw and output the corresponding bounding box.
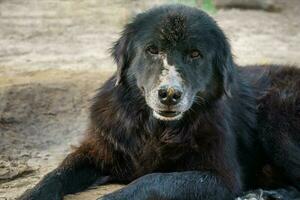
[96,190,137,200]
[18,188,63,200]
[17,178,63,200]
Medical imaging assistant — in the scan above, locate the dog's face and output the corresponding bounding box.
[112,5,234,121]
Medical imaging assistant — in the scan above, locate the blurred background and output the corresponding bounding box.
[0,0,299,199]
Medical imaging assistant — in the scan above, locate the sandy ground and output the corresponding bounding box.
[0,0,300,199]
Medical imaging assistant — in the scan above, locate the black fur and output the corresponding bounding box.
[19,5,300,200]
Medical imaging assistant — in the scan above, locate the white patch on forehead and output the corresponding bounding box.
[159,58,183,87]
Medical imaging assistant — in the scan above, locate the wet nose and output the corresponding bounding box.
[158,86,182,106]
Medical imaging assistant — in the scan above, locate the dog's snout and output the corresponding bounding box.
[158,86,182,105]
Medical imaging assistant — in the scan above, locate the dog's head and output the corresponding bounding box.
[112,5,235,121]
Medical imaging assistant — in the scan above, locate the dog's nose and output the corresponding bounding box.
[158,86,182,105]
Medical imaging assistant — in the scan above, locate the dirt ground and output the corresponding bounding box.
[0,0,300,199]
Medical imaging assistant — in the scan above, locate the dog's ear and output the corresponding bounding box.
[111,25,135,86]
[220,53,235,97]
[212,35,235,97]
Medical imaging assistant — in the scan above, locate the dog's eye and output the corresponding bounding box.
[190,50,202,59]
[146,45,159,55]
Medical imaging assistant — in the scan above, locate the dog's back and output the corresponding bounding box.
[241,65,300,191]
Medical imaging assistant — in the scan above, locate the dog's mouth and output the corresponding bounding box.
[153,110,183,121]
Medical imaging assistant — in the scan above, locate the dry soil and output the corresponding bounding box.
[0,0,299,199]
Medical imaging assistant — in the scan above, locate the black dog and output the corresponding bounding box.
[19,5,300,200]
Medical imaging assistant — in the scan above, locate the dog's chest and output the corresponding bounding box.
[132,135,194,174]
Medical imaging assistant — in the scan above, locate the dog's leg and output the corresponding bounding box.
[97,171,235,200]
[18,139,114,200]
